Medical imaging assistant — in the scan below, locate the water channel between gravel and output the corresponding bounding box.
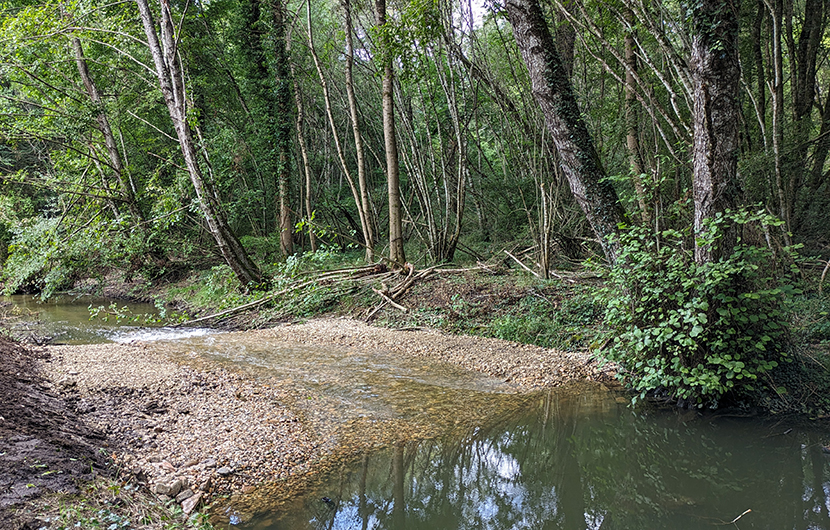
[5,295,830,529]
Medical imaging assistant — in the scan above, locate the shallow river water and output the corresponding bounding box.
[5,296,830,529]
[241,386,830,530]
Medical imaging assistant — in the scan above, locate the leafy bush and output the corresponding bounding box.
[1,214,151,297]
[601,210,798,406]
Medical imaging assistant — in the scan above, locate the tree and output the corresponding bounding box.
[376,0,406,266]
[690,0,741,264]
[505,0,625,263]
[135,0,263,286]
[234,0,295,256]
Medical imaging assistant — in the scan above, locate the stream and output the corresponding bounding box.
[4,295,830,529]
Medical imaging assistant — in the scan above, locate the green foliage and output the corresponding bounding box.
[0,212,153,297]
[164,265,256,312]
[490,291,605,351]
[602,209,798,406]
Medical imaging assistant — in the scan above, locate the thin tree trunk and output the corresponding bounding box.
[376,0,406,266]
[305,0,372,253]
[623,9,649,223]
[289,56,317,252]
[136,0,263,286]
[72,38,142,221]
[344,0,375,261]
[506,0,625,263]
[691,0,742,264]
[764,0,791,243]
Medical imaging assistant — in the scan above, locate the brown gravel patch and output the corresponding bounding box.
[39,343,318,517]
[29,317,616,521]
[260,317,616,388]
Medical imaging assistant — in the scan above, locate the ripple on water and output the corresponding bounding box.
[108,326,221,343]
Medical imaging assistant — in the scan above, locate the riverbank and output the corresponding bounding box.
[4,317,617,528]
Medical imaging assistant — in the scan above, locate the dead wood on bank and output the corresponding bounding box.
[175,263,496,328]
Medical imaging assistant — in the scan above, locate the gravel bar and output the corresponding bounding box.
[36,317,617,517]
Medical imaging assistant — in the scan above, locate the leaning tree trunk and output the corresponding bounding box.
[72,38,142,221]
[136,0,263,286]
[506,0,625,263]
[690,0,741,264]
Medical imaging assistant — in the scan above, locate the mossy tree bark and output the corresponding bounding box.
[690,0,741,264]
[506,0,625,263]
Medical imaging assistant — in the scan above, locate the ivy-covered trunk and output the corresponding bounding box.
[506,0,625,263]
[268,0,294,258]
[690,0,741,264]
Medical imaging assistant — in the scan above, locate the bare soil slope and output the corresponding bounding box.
[0,338,108,529]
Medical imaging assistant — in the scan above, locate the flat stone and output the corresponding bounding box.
[202,458,217,468]
[175,488,195,503]
[216,466,232,476]
[181,492,203,515]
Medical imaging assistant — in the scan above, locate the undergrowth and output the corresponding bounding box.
[17,476,214,530]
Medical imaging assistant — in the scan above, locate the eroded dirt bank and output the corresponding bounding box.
[4,317,616,527]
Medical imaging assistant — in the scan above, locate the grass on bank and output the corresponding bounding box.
[14,475,215,530]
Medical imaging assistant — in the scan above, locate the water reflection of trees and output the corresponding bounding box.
[265,387,830,530]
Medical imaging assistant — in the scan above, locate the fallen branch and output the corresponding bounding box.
[713,508,752,526]
[174,279,319,327]
[371,288,408,312]
[504,250,540,277]
[175,265,393,327]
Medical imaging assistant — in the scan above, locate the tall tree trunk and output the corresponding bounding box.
[767,0,790,241]
[788,0,826,233]
[305,0,373,254]
[506,0,625,263]
[268,0,294,257]
[289,55,317,252]
[690,0,742,264]
[136,0,263,286]
[72,38,142,221]
[376,0,406,266]
[623,8,649,224]
[344,0,375,261]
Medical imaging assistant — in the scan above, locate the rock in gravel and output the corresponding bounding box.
[182,492,203,515]
[176,488,195,503]
[155,478,183,497]
[216,466,232,476]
